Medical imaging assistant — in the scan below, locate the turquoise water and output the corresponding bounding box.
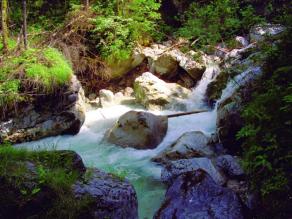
[16,104,216,218]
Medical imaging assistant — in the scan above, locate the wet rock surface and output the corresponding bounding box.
[0,76,85,144]
[154,169,244,219]
[152,131,214,162]
[161,157,226,186]
[106,110,168,149]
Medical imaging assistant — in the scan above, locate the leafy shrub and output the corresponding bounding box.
[176,0,264,47]
[237,27,292,218]
[90,0,161,63]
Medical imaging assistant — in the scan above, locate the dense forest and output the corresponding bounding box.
[0,0,291,219]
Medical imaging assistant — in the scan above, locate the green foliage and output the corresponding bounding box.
[0,47,72,109]
[176,0,264,47]
[0,38,17,52]
[237,27,292,218]
[90,0,161,62]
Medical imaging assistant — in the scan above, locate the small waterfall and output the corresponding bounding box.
[217,66,262,105]
[185,57,221,111]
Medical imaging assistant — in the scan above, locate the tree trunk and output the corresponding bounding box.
[1,0,9,54]
[22,0,28,49]
[84,0,89,10]
[167,110,209,118]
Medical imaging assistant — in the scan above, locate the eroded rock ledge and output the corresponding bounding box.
[0,76,86,144]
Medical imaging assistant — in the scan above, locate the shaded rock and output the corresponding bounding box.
[151,53,178,77]
[178,71,195,88]
[88,93,97,101]
[177,52,206,81]
[250,23,285,43]
[0,76,85,143]
[161,158,226,186]
[73,169,138,219]
[216,155,244,179]
[0,150,138,219]
[216,101,243,153]
[152,131,214,162]
[106,111,168,149]
[56,150,86,175]
[154,169,244,219]
[134,72,191,110]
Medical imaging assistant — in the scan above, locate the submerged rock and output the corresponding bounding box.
[134,72,191,110]
[106,110,168,149]
[0,76,85,144]
[155,170,244,219]
[73,169,138,219]
[161,157,226,186]
[152,131,214,162]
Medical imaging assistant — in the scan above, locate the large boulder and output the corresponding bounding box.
[155,169,244,219]
[143,44,206,80]
[73,169,138,219]
[161,158,226,186]
[106,111,168,149]
[152,131,214,162]
[0,76,85,144]
[134,72,191,110]
[176,50,206,81]
[107,48,145,79]
[151,53,178,77]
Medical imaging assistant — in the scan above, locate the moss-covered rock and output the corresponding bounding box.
[0,147,138,219]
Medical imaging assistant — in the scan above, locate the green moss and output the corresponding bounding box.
[0,47,72,109]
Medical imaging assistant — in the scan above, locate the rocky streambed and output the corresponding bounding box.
[1,24,285,219]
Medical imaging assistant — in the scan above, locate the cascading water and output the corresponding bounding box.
[15,57,225,219]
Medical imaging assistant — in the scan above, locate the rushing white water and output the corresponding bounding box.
[219,66,262,104]
[16,58,222,219]
[185,58,221,110]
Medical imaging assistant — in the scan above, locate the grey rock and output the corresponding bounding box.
[0,76,85,143]
[216,155,244,179]
[106,111,168,149]
[73,169,138,219]
[161,158,226,186]
[155,169,244,219]
[152,131,214,162]
[134,72,191,110]
[99,89,115,107]
[250,23,285,42]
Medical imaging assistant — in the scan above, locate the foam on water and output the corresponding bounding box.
[15,58,223,219]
